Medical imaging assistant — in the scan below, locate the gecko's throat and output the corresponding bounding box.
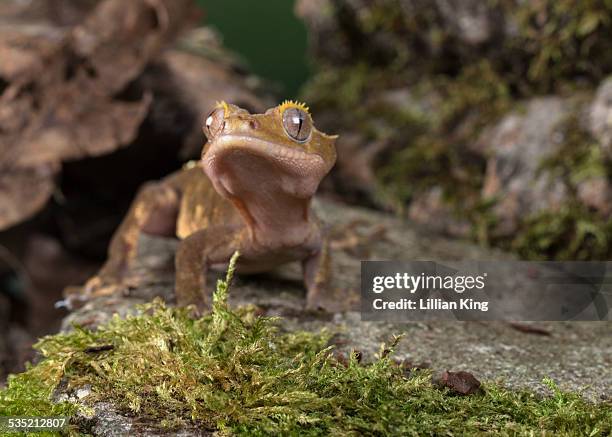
[202,136,329,200]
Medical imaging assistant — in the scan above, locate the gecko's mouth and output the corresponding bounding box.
[202,135,330,200]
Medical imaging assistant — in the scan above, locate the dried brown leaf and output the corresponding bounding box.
[0,0,199,230]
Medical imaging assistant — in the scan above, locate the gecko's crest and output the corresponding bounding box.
[278,99,310,114]
[214,100,230,114]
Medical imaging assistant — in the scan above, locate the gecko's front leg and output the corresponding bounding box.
[302,237,332,311]
[175,228,239,313]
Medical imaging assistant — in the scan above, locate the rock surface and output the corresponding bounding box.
[61,198,611,435]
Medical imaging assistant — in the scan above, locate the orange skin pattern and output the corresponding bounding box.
[87,101,337,311]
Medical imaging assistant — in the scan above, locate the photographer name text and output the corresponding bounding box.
[370,272,489,312]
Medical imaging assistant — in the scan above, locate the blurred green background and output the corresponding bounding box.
[196,0,309,97]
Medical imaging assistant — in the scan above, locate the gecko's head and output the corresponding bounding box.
[201,101,337,200]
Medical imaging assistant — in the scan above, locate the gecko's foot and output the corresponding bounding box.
[83,275,104,294]
[59,275,119,310]
[80,272,134,300]
[306,284,357,313]
[175,287,211,317]
[182,301,210,318]
[305,287,327,312]
[83,274,123,294]
[188,304,206,318]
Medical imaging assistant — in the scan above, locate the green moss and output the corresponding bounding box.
[304,63,376,115]
[310,0,612,92]
[540,110,612,189]
[0,354,78,435]
[376,61,509,210]
[507,0,612,93]
[511,202,612,260]
[1,255,611,435]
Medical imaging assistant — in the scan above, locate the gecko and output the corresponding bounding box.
[84,100,338,311]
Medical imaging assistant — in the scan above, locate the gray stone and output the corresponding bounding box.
[408,186,472,237]
[576,176,612,219]
[477,97,571,236]
[589,76,612,158]
[75,401,212,437]
[431,0,504,46]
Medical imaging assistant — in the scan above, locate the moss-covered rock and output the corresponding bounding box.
[1,255,610,435]
[297,0,612,260]
[507,106,612,260]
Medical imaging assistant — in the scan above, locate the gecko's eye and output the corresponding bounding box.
[282,107,311,142]
[204,106,225,139]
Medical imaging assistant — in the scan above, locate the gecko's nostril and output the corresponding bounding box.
[249,119,259,130]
